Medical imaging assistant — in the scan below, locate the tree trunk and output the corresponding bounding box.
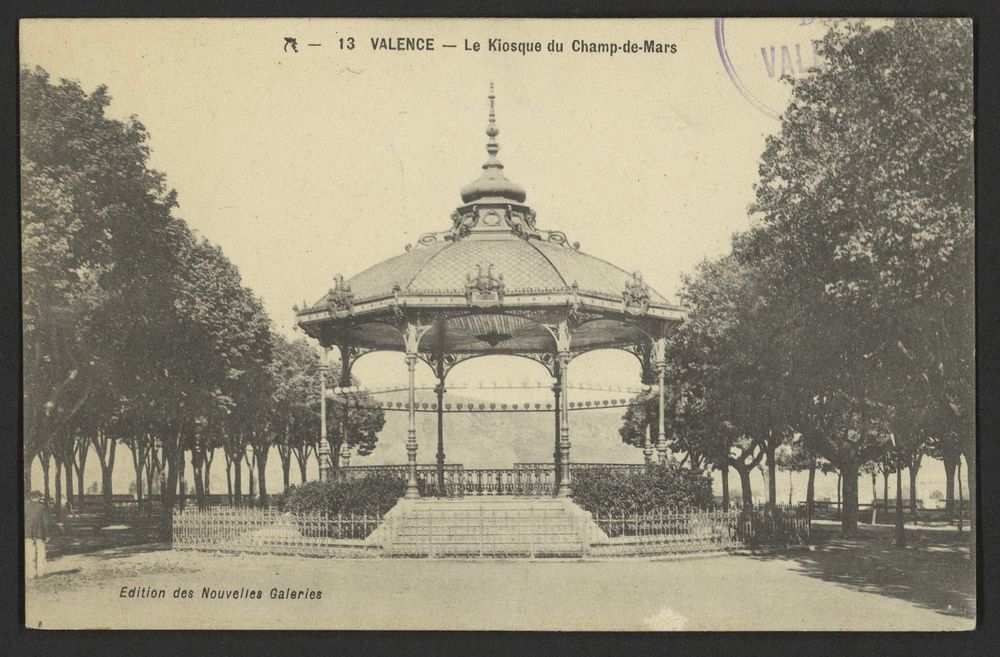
[882,470,889,514]
[957,459,964,533]
[245,451,256,507]
[806,457,816,527]
[204,448,214,496]
[963,445,975,548]
[75,458,85,498]
[908,465,919,515]
[144,447,157,500]
[836,472,841,514]
[943,451,958,516]
[160,436,183,541]
[766,441,777,508]
[735,465,753,509]
[870,471,878,524]
[280,448,292,491]
[330,435,343,480]
[841,460,859,538]
[177,448,188,512]
[720,462,730,510]
[54,458,63,520]
[74,438,89,499]
[131,441,144,507]
[99,438,116,517]
[232,454,243,507]
[39,453,51,504]
[224,450,233,505]
[65,461,74,515]
[191,444,206,509]
[257,451,269,508]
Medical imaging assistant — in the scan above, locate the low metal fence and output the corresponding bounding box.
[172,504,810,558]
[172,507,383,557]
[589,505,809,556]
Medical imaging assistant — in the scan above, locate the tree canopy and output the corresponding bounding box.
[21,66,386,515]
[620,19,973,535]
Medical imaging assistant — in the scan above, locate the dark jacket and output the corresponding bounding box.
[25,499,51,540]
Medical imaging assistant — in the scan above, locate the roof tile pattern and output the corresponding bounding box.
[409,238,566,292]
[325,234,671,306]
[342,242,449,300]
[532,241,669,303]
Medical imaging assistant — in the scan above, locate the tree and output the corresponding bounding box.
[323,363,387,475]
[270,336,322,491]
[736,19,973,536]
[775,435,819,511]
[664,255,797,509]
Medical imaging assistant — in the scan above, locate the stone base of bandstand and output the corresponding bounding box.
[367,496,609,557]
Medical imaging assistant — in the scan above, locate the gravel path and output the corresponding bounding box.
[25,543,974,631]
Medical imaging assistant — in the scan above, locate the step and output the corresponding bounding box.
[389,543,583,553]
[388,533,580,541]
[392,532,581,542]
[396,517,576,526]
[372,496,598,555]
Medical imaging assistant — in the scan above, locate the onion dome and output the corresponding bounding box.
[460,82,527,204]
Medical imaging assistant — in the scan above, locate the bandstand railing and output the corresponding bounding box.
[338,464,557,497]
[337,462,665,496]
[339,464,463,482]
[449,468,555,497]
[514,462,649,473]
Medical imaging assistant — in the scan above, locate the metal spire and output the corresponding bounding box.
[485,82,500,164]
[459,82,526,204]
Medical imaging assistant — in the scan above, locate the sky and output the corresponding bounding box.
[19,18,815,386]
[23,18,958,500]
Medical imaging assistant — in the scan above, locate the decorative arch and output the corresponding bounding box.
[442,351,558,381]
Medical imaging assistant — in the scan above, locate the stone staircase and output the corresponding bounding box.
[373,497,603,557]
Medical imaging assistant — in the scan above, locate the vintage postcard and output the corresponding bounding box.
[20,17,975,630]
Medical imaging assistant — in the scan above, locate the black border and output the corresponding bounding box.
[2,2,997,656]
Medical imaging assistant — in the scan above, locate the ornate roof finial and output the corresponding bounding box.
[460,82,527,204]
[486,81,499,159]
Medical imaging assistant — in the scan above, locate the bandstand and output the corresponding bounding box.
[295,85,686,499]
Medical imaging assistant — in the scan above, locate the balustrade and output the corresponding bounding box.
[337,464,556,496]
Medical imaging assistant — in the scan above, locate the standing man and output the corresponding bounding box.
[25,490,51,579]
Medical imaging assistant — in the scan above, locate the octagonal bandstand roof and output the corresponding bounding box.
[296,85,685,357]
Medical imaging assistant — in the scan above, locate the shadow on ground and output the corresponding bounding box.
[753,525,975,619]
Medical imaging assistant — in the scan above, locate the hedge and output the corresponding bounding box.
[569,463,713,514]
[276,472,411,516]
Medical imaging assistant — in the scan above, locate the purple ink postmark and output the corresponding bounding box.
[714,18,831,119]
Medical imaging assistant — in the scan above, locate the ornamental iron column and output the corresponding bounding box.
[553,321,573,497]
[435,355,446,496]
[552,359,562,491]
[643,421,654,465]
[404,324,422,499]
[557,350,572,497]
[654,337,669,464]
[318,347,332,482]
[338,345,353,481]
